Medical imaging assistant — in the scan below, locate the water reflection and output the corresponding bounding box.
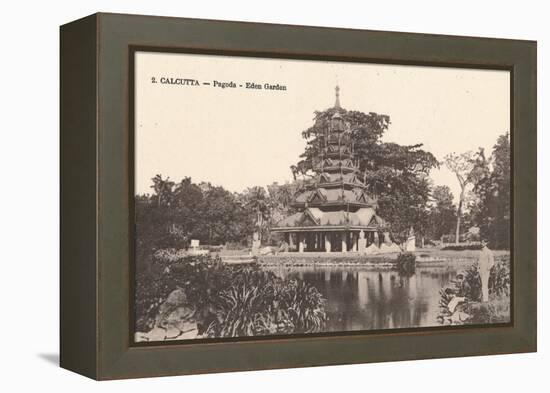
[268,265,458,332]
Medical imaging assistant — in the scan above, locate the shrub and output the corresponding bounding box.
[437,258,511,325]
[445,260,510,302]
[463,298,510,324]
[134,254,327,337]
[488,260,511,298]
[396,252,416,276]
[441,244,482,251]
[135,262,177,332]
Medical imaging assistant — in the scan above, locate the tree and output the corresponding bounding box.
[135,195,186,270]
[490,134,511,248]
[443,152,475,244]
[150,174,175,207]
[267,182,295,210]
[470,134,510,249]
[136,176,258,266]
[199,185,247,245]
[169,177,204,242]
[428,185,457,241]
[174,177,203,208]
[241,186,273,243]
[266,182,298,224]
[295,108,390,178]
[295,107,438,242]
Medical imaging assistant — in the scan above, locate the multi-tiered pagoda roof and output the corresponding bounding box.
[271,87,386,252]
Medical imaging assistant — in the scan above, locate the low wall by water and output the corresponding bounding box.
[258,251,510,267]
[259,252,399,267]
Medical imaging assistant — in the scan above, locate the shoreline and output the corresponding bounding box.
[257,250,510,268]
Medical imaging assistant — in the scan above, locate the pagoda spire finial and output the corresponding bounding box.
[334,85,341,108]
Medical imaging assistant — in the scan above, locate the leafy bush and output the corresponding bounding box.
[396,252,416,276]
[135,254,327,337]
[437,258,510,325]
[203,276,325,337]
[463,298,510,324]
[441,244,482,251]
[135,262,178,332]
[488,260,511,298]
[444,259,510,302]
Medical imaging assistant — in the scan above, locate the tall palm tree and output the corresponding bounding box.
[244,186,273,242]
[150,174,175,207]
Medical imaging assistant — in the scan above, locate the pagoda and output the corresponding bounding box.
[271,86,387,253]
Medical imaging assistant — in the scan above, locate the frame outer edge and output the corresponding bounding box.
[93,13,537,379]
[515,41,537,351]
[60,13,99,379]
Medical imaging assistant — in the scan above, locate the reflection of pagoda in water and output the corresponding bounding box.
[271,87,387,252]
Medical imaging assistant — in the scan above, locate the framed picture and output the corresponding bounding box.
[60,13,536,380]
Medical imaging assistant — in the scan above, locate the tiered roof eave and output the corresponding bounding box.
[272,86,386,234]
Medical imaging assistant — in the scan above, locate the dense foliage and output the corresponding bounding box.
[438,134,510,249]
[427,186,457,241]
[395,252,416,276]
[441,244,482,251]
[135,177,301,269]
[136,122,509,252]
[135,255,327,337]
[438,257,510,325]
[469,134,511,249]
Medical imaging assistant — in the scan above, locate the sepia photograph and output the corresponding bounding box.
[132,50,512,343]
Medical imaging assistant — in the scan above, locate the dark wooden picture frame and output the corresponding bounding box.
[60,12,536,380]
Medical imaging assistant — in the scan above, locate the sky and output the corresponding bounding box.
[134,52,510,202]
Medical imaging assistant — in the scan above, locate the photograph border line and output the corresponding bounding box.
[128,45,514,348]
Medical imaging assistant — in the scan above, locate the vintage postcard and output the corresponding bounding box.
[132,51,511,342]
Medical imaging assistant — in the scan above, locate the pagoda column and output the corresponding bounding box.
[297,233,304,253]
[325,233,331,253]
[289,232,295,251]
[354,232,359,251]
[342,232,348,253]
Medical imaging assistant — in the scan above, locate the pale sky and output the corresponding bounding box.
[135,52,510,202]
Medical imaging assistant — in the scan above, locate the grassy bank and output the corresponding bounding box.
[259,253,399,267]
[416,248,510,260]
[258,248,510,267]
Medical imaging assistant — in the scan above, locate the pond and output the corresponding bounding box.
[267,264,460,332]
